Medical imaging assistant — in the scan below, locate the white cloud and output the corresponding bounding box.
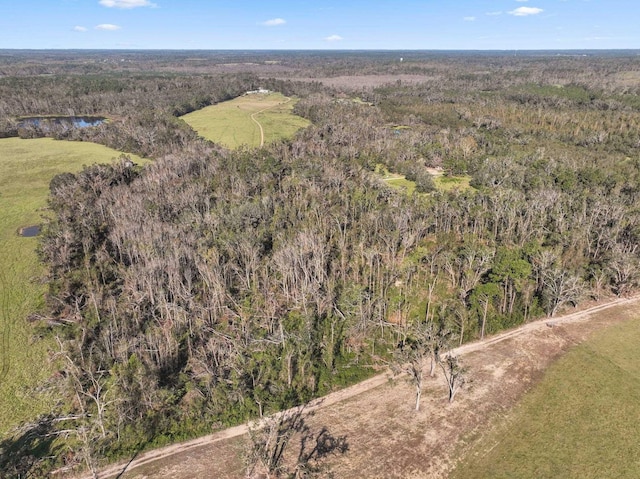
[464,16,476,21]
[95,24,121,30]
[585,36,615,41]
[508,6,543,16]
[99,0,156,8]
[73,26,88,32]
[262,18,286,26]
[325,34,343,42]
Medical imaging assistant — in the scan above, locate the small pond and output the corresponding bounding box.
[17,116,106,130]
[19,225,40,237]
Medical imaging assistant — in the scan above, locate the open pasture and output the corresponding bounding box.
[0,138,144,433]
[181,92,310,149]
[451,315,640,479]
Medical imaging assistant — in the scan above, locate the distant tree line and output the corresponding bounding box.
[0,72,323,157]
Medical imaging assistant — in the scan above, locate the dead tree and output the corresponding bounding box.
[440,354,467,403]
[542,268,584,317]
[244,406,307,479]
[393,320,450,411]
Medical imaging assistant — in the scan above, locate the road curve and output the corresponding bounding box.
[78,294,640,479]
[250,97,292,147]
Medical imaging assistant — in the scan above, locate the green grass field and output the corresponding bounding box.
[433,174,472,192]
[451,317,640,479]
[180,92,310,149]
[0,138,144,434]
[385,177,417,195]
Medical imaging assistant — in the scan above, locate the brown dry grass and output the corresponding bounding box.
[276,74,438,90]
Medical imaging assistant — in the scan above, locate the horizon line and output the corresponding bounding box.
[1,47,640,52]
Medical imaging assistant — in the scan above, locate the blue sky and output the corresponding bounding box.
[0,0,638,50]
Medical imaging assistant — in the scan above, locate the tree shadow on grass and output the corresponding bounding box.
[0,414,143,479]
[296,423,349,478]
[0,415,63,478]
[114,450,140,479]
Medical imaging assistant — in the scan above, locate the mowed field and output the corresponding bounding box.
[450,315,640,479]
[0,138,144,434]
[180,92,310,149]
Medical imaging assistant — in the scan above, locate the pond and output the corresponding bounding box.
[17,116,106,130]
[19,225,40,237]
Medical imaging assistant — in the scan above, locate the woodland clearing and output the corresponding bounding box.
[181,92,309,149]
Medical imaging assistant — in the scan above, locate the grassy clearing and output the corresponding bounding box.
[181,92,310,149]
[375,164,417,194]
[376,163,471,196]
[433,174,472,191]
[0,138,144,435]
[385,177,417,195]
[451,317,640,479]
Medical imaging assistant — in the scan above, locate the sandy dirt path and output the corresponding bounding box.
[76,294,640,479]
[250,97,291,147]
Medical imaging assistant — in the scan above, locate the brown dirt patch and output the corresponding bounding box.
[275,74,439,90]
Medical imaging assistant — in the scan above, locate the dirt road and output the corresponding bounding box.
[78,294,640,479]
[250,97,292,147]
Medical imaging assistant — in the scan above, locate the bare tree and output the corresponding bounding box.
[244,406,347,479]
[54,336,120,478]
[393,320,449,411]
[245,407,307,479]
[542,268,584,317]
[443,245,494,303]
[440,354,467,403]
[607,245,640,296]
[470,282,501,340]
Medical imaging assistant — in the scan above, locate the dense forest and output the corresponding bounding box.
[2,50,640,476]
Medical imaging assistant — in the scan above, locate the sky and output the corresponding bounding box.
[0,0,638,50]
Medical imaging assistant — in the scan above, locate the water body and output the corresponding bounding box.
[17,116,106,130]
[19,225,40,237]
